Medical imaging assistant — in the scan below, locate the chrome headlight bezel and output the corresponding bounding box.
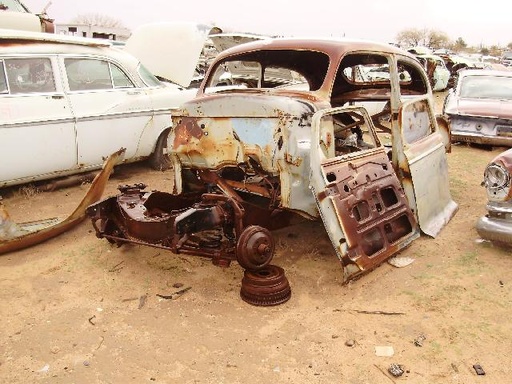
[483,162,511,202]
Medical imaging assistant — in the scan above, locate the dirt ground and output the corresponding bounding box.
[1,91,511,384]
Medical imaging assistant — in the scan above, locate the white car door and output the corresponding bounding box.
[64,57,154,168]
[398,97,459,237]
[0,56,76,187]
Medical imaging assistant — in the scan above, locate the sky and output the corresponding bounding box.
[22,0,512,47]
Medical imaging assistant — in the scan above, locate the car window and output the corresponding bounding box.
[397,59,429,96]
[65,58,134,91]
[4,58,56,94]
[205,50,329,92]
[0,60,7,94]
[110,64,134,88]
[138,63,161,87]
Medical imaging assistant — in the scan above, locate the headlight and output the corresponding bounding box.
[483,163,511,201]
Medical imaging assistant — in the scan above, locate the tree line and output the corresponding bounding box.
[395,28,512,56]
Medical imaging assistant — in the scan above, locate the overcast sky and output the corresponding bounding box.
[23,0,511,47]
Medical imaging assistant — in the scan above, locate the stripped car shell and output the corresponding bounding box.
[476,148,512,247]
[88,38,458,282]
[443,69,512,147]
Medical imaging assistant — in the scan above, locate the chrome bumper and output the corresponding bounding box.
[476,215,512,246]
[451,131,512,147]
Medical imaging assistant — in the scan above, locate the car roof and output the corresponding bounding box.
[458,69,512,78]
[215,37,413,61]
[0,28,112,47]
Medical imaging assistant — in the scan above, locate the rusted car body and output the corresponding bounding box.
[476,148,512,247]
[87,38,458,282]
[443,69,512,147]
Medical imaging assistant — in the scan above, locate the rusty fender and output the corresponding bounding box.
[0,148,125,255]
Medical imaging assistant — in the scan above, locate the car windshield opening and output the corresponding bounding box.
[205,49,329,91]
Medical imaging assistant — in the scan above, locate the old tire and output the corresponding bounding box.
[149,130,172,171]
[236,225,274,270]
[240,265,291,306]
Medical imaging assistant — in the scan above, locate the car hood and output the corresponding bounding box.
[208,33,268,52]
[0,12,42,32]
[445,98,512,120]
[124,22,216,88]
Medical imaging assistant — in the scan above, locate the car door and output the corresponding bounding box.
[396,97,459,237]
[0,56,77,187]
[309,106,420,282]
[63,56,154,168]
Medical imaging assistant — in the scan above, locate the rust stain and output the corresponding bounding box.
[173,117,204,148]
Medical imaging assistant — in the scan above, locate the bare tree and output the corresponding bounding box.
[396,28,450,49]
[71,13,125,28]
[396,28,424,47]
[425,30,450,50]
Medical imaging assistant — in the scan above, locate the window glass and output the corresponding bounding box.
[138,64,161,87]
[111,63,134,88]
[0,60,7,94]
[65,58,112,91]
[5,58,56,94]
[459,75,512,100]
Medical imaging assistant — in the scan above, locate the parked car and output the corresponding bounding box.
[87,38,458,283]
[476,148,512,247]
[443,69,512,147]
[0,24,212,188]
[0,0,54,33]
[415,54,450,91]
[501,51,512,67]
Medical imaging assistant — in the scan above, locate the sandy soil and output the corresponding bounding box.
[1,92,511,384]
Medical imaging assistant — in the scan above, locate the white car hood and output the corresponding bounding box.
[124,22,215,88]
[0,12,42,32]
[208,33,268,53]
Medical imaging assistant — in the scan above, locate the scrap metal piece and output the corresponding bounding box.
[236,225,274,270]
[240,265,291,306]
[156,286,192,300]
[0,148,125,255]
[388,363,404,377]
[414,334,427,347]
[473,364,485,375]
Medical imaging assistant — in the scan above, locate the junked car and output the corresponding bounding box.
[87,38,458,283]
[476,147,512,247]
[443,69,512,147]
[415,54,450,91]
[0,23,213,188]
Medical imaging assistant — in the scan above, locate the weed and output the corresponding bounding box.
[16,184,40,199]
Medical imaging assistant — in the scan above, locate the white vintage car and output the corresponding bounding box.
[0,23,212,188]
